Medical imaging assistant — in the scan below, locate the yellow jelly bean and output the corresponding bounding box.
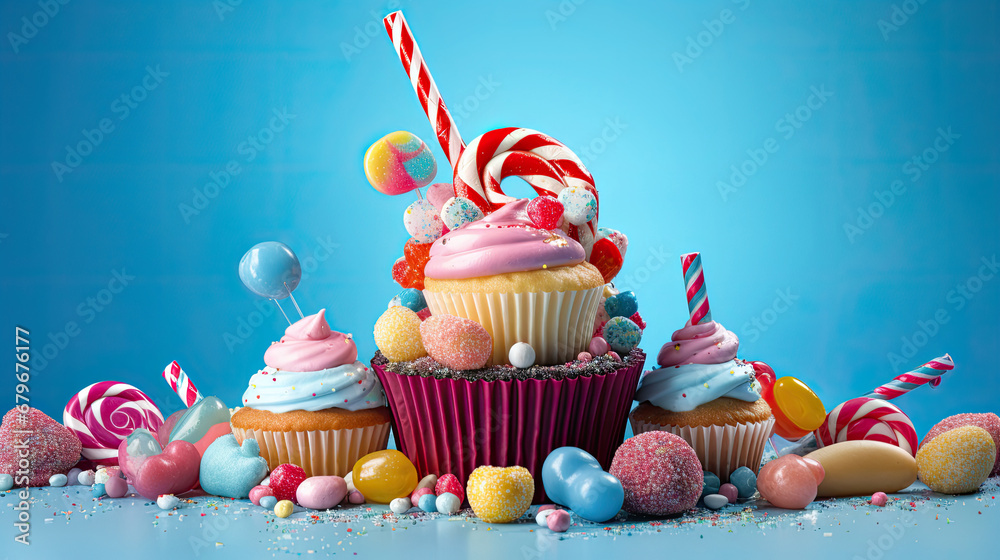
[274,499,294,518]
[352,450,418,504]
[374,307,427,362]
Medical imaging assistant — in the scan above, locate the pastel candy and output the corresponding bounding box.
[418,493,437,512]
[167,396,232,457]
[259,495,278,509]
[440,196,484,230]
[118,429,201,501]
[804,440,916,498]
[603,291,638,319]
[157,494,179,509]
[403,199,444,243]
[546,509,571,532]
[374,306,427,362]
[703,494,728,510]
[390,497,411,515]
[274,499,294,518]
[536,509,555,526]
[729,466,757,498]
[541,447,623,523]
[467,466,534,523]
[0,473,14,491]
[364,131,437,195]
[250,485,274,506]
[105,473,128,498]
[436,492,461,515]
[420,314,492,371]
[92,483,106,498]
[78,470,96,486]
[602,317,642,354]
[426,182,457,212]
[398,288,426,312]
[66,468,82,486]
[700,471,721,500]
[49,474,68,487]
[352,450,418,504]
[199,434,268,499]
[588,337,610,357]
[557,186,597,225]
[296,476,348,510]
[238,242,302,300]
[757,454,825,509]
[916,426,995,494]
[871,491,888,506]
[508,342,536,369]
[719,483,738,503]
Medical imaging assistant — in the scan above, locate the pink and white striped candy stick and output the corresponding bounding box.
[681,252,712,325]
[383,11,466,169]
[863,354,954,400]
[162,361,203,407]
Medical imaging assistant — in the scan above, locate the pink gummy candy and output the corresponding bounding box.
[0,407,82,487]
[757,455,825,510]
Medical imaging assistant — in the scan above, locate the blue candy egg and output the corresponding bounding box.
[701,471,721,500]
[602,317,642,354]
[603,291,638,319]
[541,447,623,523]
[418,492,437,512]
[729,466,757,499]
[260,495,278,509]
[0,473,14,491]
[49,474,68,487]
[398,288,426,312]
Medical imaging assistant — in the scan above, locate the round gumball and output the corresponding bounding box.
[602,317,642,354]
[610,432,702,516]
[260,495,278,509]
[418,493,437,512]
[557,186,597,225]
[436,492,461,515]
[871,492,888,507]
[397,289,426,312]
[374,306,427,362]
[364,131,437,195]
[509,342,536,369]
[403,200,444,243]
[440,196,484,230]
[239,241,302,299]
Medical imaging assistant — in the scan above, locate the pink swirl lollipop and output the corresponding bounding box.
[63,381,164,465]
[813,397,918,456]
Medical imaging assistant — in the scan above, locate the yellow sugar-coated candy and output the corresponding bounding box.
[916,426,995,494]
[352,450,418,504]
[374,306,427,362]
[274,499,294,518]
[467,466,534,523]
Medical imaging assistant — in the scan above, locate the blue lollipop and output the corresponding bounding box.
[239,242,304,324]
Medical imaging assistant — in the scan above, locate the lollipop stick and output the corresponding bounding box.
[415,187,423,200]
[272,299,292,325]
[862,354,954,400]
[285,283,305,319]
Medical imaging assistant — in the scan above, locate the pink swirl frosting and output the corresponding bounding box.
[423,198,585,280]
[656,321,739,367]
[263,309,358,371]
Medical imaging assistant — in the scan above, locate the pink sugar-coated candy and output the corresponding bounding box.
[348,490,365,504]
[921,413,1000,476]
[0,407,82,487]
[250,485,274,506]
[420,314,492,371]
[411,486,434,504]
[546,509,571,532]
[757,455,825,510]
[105,473,129,498]
[589,337,610,357]
[608,351,622,362]
[610,432,703,516]
[871,492,888,507]
[526,195,565,230]
[435,473,465,504]
[577,352,593,362]
[719,483,738,504]
[629,311,646,331]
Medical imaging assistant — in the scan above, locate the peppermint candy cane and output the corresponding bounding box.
[813,397,918,456]
[863,354,954,400]
[454,127,598,252]
[63,381,164,465]
[162,360,203,407]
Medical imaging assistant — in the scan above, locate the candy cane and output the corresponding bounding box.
[454,127,599,250]
[863,354,954,400]
[162,360,203,407]
[814,397,918,456]
[680,252,712,325]
[383,11,465,169]
[63,381,164,465]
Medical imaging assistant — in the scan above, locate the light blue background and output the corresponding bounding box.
[1,0,998,438]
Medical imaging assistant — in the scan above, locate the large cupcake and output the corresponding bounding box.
[421,198,605,365]
[630,320,774,482]
[231,309,392,477]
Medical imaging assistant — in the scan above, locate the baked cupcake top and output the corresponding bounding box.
[242,309,385,413]
[634,321,760,412]
[423,198,585,280]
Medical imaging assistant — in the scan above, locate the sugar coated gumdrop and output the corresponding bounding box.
[374,306,427,362]
[403,199,444,243]
[509,342,536,369]
[756,454,825,509]
[434,473,465,504]
[269,464,307,503]
[557,186,597,225]
[0,407,82,487]
[364,131,437,195]
[921,413,1000,476]
[352,450,418,504]
[420,314,491,371]
[916,426,995,494]
[602,317,642,354]
[526,195,564,230]
[467,466,534,523]
[609,432,703,516]
[441,196,484,230]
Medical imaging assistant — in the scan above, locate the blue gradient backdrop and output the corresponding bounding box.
[2,1,998,437]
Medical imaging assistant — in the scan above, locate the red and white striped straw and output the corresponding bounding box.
[862,354,954,400]
[383,11,466,169]
[681,252,712,325]
[162,360,203,407]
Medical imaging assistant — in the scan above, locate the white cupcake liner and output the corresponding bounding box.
[232,422,391,478]
[423,286,602,366]
[631,417,775,483]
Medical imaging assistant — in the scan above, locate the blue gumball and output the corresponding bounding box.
[729,466,757,499]
[418,493,437,512]
[239,241,302,299]
[541,447,623,523]
[602,317,642,354]
[398,288,426,312]
[604,291,638,319]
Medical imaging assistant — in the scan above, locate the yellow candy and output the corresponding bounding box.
[352,450,418,504]
[374,307,427,362]
[467,466,534,523]
[916,426,995,494]
[274,499,294,518]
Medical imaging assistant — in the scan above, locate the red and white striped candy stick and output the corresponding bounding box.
[814,397,919,456]
[162,361,203,407]
[383,11,466,169]
[862,354,954,400]
[680,252,712,325]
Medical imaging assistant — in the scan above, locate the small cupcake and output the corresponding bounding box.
[231,309,391,477]
[422,198,605,366]
[630,320,774,482]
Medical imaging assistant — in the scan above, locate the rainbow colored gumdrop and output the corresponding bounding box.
[364,131,437,196]
[467,466,535,523]
[403,199,444,243]
[374,306,427,362]
[419,314,492,371]
[352,450,418,504]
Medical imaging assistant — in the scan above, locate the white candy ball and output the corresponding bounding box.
[390,497,411,515]
[557,186,597,225]
[440,196,483,230]
[435,492,461,515]
[157,494,180,510]
[78,470,96,486]
[0,473,14,491]
[403,199,444,243]
[49,474,68,487]
[509,342,536,369]
[536,509,555,526]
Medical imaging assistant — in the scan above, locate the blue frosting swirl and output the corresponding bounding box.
[241,362,385,413]
[634,359,760,412]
